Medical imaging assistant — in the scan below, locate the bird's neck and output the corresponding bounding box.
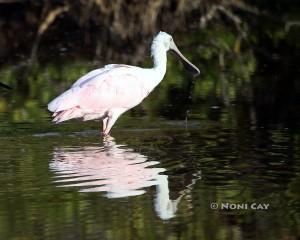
[151,42,167,79]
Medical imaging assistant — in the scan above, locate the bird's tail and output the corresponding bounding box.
[52,107,83,123]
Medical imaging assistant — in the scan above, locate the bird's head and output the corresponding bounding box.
[153,31,200,76]
[153,31,173,50]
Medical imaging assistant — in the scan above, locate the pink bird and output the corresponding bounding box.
[48,31,200,135]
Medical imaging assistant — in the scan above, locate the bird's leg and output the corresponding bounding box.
[103,110,124,135]
[103,116,117,135]
[102,117,108,133]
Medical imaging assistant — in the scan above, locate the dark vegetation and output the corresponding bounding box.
[0,0,299,128]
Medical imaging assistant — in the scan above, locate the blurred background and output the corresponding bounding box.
[0,0,299,127]
[0,1,299,240]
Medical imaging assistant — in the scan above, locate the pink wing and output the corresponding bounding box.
[48,65,150,113]
[71,64,119,88]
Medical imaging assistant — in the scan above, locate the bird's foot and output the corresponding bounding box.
[100,131,111,140]
[102,134,115,144]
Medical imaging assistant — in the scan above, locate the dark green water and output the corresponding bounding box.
[0,61,299,240]
[0,4,300,238]
[0,118,300,240]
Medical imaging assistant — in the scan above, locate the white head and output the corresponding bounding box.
[152,31,173,51]
[152,31,200,76]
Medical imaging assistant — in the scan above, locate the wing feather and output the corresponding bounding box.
[72,64,117,87]
[48,65,150,113]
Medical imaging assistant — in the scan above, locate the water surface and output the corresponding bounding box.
[0,5,299,238]
[0,106,299,239]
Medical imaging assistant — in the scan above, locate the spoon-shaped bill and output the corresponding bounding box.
[169,41,200,77]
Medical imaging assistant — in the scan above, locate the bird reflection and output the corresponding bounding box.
[50,136,200,220]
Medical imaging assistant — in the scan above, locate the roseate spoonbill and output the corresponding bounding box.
[48,31,200,135]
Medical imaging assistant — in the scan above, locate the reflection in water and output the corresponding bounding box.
[50,137,197,220]
[50,137,162,197]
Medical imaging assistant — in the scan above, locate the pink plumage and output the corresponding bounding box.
[48,32,200,135]
[48,64,154,133]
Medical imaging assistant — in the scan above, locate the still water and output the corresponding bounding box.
[0,16,299,238]
[0,0,299,238]
[0,89,299,240]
